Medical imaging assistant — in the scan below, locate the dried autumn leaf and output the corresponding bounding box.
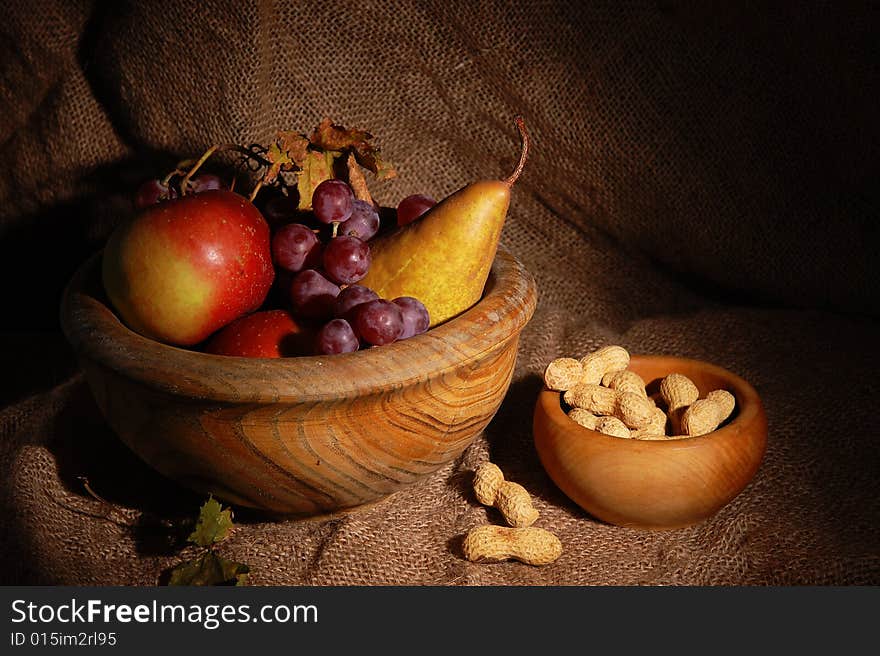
[275,130,310,169]
[188,497,234,548]
[351,144,397,180]
[167,551,249,586]
[247,119,395,208]
[309,118,373,151]
[263,141,293,185]
[296,150,336,210]
[346,152,372,204]
[311,118,397,180]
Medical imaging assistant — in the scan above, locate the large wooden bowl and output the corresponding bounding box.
[60,248,537,517]
[533,355,767,529]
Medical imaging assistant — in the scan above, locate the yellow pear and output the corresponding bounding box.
[359,117,530,327]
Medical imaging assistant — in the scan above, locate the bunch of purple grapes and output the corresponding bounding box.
[270,179,434,356]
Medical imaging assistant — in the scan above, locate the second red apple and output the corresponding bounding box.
[204,309,317,358]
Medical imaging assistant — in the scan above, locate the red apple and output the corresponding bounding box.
[204,309,317,358]
[102,189,275,346]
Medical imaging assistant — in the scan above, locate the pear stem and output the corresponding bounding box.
[503,115,530,187]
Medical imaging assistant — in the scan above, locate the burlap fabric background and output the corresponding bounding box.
[1,1,878,585]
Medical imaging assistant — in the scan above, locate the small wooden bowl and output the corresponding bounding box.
[60,248,537,517]
[533,355,768,529]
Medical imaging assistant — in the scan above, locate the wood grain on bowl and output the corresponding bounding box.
[533,355,768,529]
[61,249,537,516]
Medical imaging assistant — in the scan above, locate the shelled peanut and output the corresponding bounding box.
[543,345,736,440]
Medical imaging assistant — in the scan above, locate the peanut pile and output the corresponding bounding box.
[544,345,735,440]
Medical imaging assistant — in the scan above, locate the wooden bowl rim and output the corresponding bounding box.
[61,247,537,403]
[535,354,766,448]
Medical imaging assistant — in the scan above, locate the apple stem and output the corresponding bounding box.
[502,115,530,188]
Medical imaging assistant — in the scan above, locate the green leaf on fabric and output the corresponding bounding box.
[187,497,234,548]
[167,551,249,586]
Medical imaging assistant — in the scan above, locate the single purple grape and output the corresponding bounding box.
[312,179,354,225]
[339,199,380,240]
[315,318,360,355]
[134,179,176,208]
[289,269,340,320]
[322,235,371,285]
[393,296,430,339]
[396,194,436,226]
[354,299,404,346]
[272,223,323,274]
[334,284,379,323]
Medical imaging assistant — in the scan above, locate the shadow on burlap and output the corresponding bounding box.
[1,1,878,585]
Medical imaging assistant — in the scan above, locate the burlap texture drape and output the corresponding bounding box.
[1,1,877,585]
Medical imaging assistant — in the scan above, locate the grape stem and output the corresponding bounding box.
[179,144,221,195]
[162,160,195,188]
[502,115,530,188]
[178,143,274,197]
